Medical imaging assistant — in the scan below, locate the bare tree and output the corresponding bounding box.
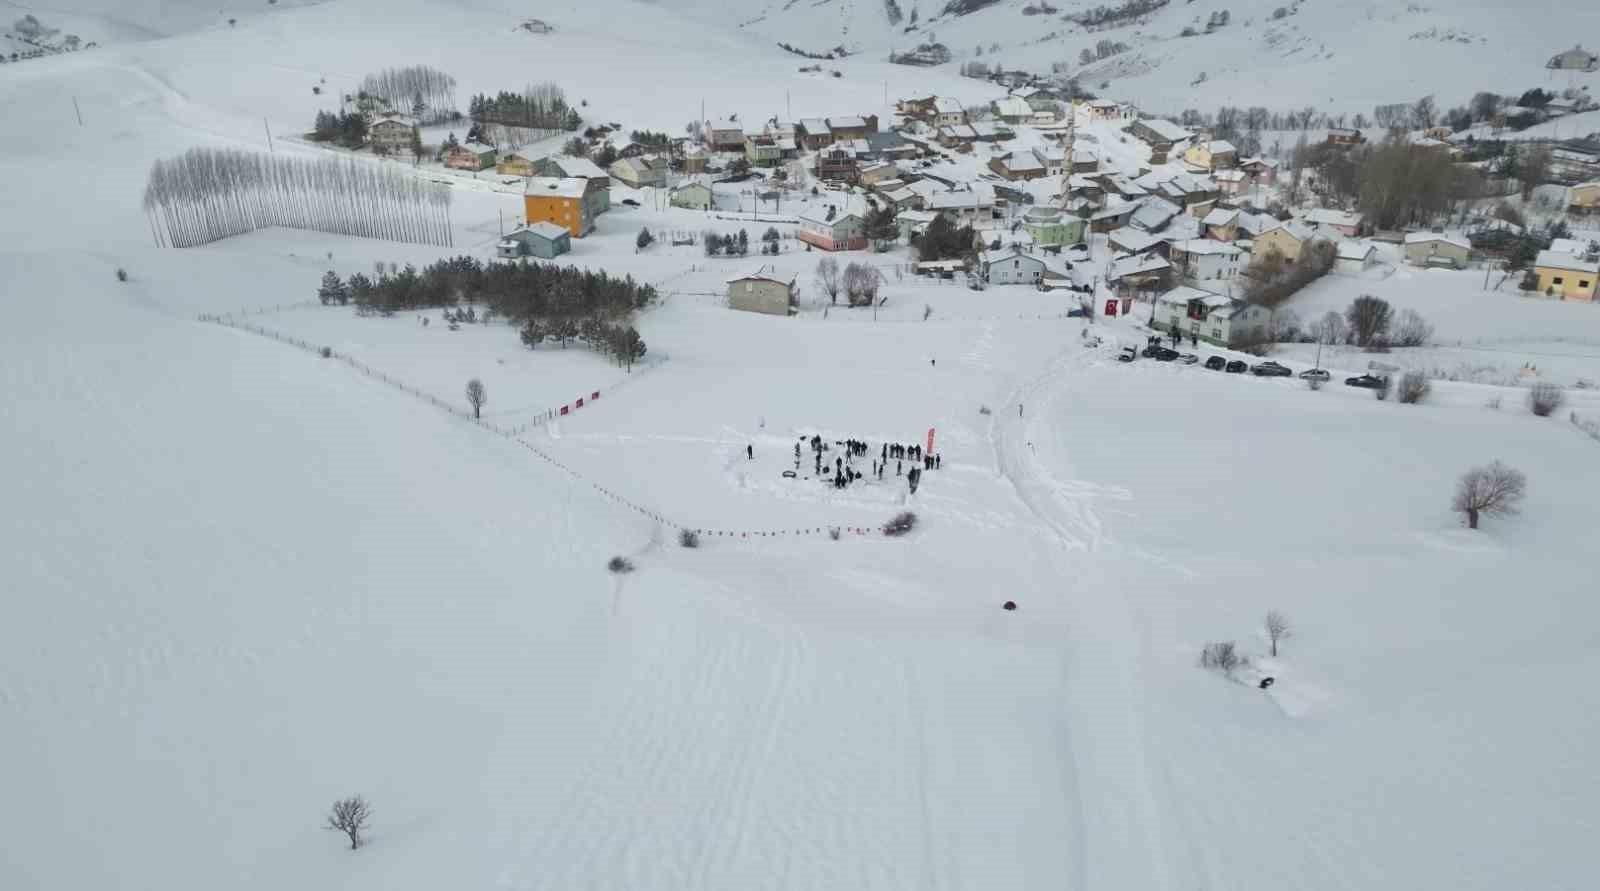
[1452,460,1526,530]
[1397,370,1430,404]
[1392,308,1433,347]
[1519,146,1551,201]
[465,378,487,419]
[814,256,841,305]
[326,796,372,850]
[1264,611,1291,657]
[1345,295,1392,348]
[1528,382,1565,417]
[1314,310,1346,346]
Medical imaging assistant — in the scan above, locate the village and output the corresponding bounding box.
[301,51,1600,383]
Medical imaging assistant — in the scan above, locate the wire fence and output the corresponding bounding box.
[197,312,891,541]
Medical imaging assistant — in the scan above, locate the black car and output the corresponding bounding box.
[1204,356,1227,370]
[1251,361,1293,377]
[1225,359,1248,373]
[621,198,640,207]
[1152,347,1181,362]
[1345,374,1389,389]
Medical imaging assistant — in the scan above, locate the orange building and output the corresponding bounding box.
[522,176,603,238]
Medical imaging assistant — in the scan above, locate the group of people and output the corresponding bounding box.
[782,434,943,492]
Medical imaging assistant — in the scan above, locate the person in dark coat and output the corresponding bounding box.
[747,444,753,460]
[896,460,902,476]
[935,453,941,469]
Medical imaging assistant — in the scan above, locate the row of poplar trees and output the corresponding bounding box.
[143,148,453,248]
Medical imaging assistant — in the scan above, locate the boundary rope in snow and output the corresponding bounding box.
[197,312,889,541]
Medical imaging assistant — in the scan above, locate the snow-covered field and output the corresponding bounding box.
[3,2,1600,890]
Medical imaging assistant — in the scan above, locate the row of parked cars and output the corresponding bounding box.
[1118,342,1392,389]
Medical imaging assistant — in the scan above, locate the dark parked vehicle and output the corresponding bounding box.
[1345,374,1390,389]
[1204,356,1227,370]
[1299,368,1331,382]
[1152,347,1181,361]
[621,198,640,206]
[1251,361,1293,377]
[1225,359,1248,373]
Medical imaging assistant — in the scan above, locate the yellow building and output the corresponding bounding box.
[523,177,598,238]
[1251,220,1316,263]
[1567,182,1600,215]
[1533,250,1599,301]
[496,152,536,177]
[1183,139,1238,172]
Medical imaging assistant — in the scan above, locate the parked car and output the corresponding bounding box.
[1204,356,1227,371]
[1251,361,1293,377]
[1153,347,1181,362]
[1299,368,1331,382]
[1117,346,1137,362]
[1345,373,1389,389]
[621,198,640,207]
[1178,353,1199,365]
[1225,359,1248,373]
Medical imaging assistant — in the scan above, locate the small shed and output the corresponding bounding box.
[671,180,715,210]
[498,222,572,260]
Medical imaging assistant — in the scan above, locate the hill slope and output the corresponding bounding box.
[655,0,1600,115]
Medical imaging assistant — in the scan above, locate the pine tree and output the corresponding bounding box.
[317,271,349,305]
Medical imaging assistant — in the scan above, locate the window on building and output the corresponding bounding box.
[1582,280,1592,288]
[1554,277,1565,285]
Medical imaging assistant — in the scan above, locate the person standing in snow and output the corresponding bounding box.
[897,459,902,476]
[935,453,941,470]
[747,444,753,460]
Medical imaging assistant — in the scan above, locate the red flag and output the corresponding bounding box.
[926,427,936,454]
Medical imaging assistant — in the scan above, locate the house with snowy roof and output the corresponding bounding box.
[1183,139,1237,172]
[726,269,797,315]
[1155,286,1269,347]
[1253,219,1320,262]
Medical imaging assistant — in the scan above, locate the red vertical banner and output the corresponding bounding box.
[575,397,585,409]
[926,427,936,454]
[591,391,600,401]
[559,405,570,416]
[1105,299,1118,317]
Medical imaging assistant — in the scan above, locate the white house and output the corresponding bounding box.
[1154,286,1270,347]
[980,248,1047,285]
[932,96,966,127]
[1168,238,1244,283]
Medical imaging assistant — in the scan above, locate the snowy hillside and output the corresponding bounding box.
[657,0,1600,115]
[2,0,1599,890]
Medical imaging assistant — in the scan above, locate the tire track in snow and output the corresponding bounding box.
[989,343,1181,891]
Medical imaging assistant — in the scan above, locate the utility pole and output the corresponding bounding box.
[263,117,274,153]
[72,96,83,126]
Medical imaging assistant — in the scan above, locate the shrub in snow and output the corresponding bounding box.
[1393,309,1434,348]
[607,556,634,573]
[882,511,917,537]
[1452,460,1526,530]
[1199,641,1244,674]
[1528,382,1564,417]
[115,267,128,282]
[978,405,992,415]
[678,529,700,549]
[828,527,842,541]
[1397,371,1430,404]
[319,346,333,358]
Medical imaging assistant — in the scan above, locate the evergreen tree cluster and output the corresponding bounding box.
[325,255,655,320]
[310,110,369,148]
[703,229,750,257]
[469,83,582,131]
[519,315,647,370]
[1067,0,1168,29]
[629,130,671,147]
[911,215,976,261]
